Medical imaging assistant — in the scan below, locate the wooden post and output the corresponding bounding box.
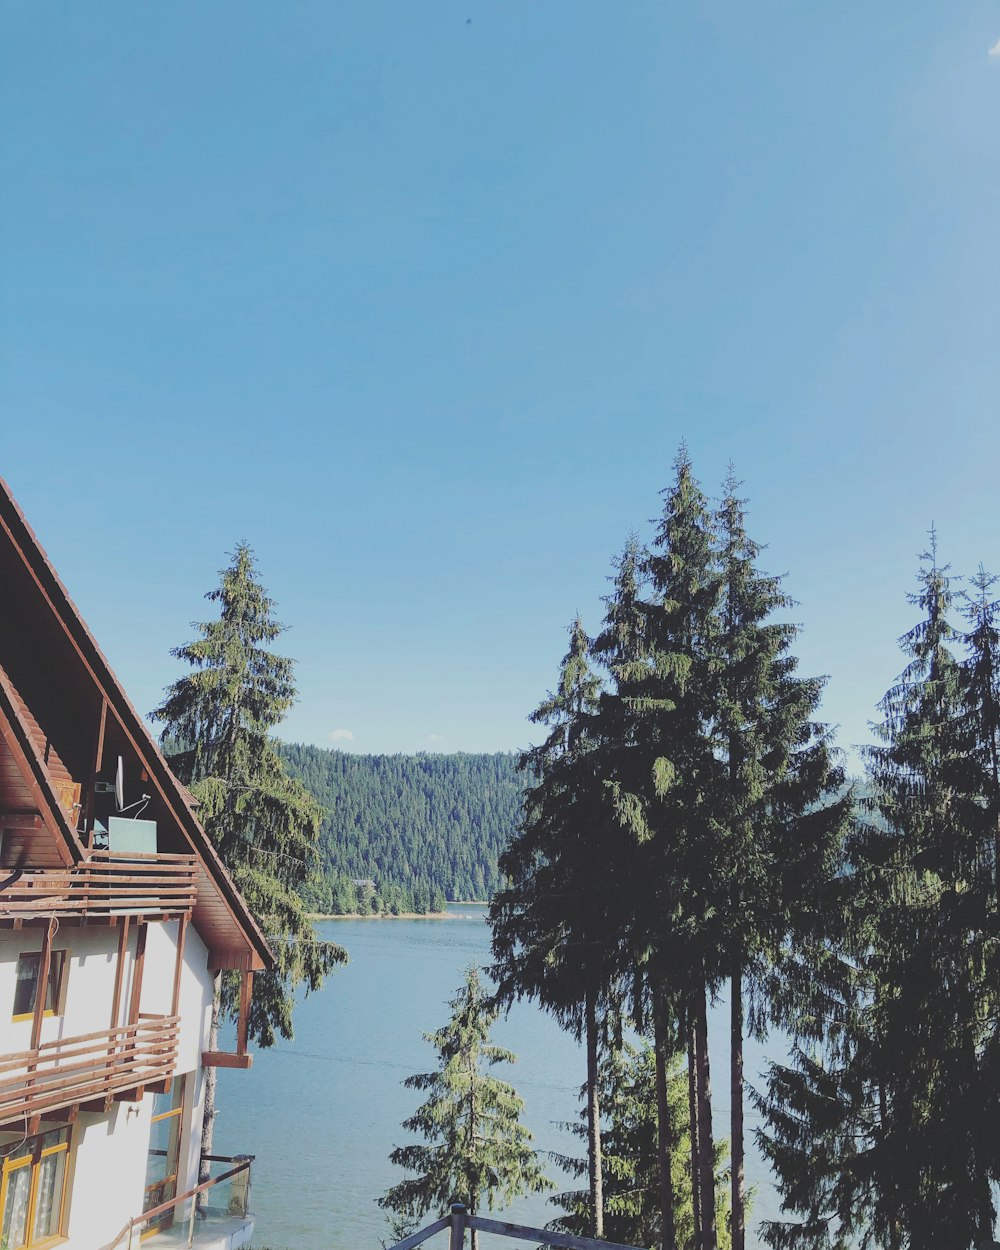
[236,970,253,1056]
[128,922,147,1025]
[450,1204,467,1250]
[110,917,130,1033]
[82,698,108,844]
[30,918,55,1051]
[171,916,188,1018]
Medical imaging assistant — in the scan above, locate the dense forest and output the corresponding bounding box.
[278,745,523,914]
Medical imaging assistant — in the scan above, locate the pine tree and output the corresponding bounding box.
[636,447,724,1250]
[714,470,850,1250]
[549,1041,732,1250]
[758,536,1000,1249]
[152,544,346,1170]
[961,567,1000,902]
[491,616,622,1238]
[379,966,552,1250]
[858,535,997,1248]
[587,451,726,1250]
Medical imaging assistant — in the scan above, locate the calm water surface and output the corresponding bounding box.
[216,907,784,1250]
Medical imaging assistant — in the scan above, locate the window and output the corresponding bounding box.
[142,1080,186,1238]
[12,951,67,1022]
[0,1126,71,1249]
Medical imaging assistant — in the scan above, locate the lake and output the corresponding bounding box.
[215,906,785,1250]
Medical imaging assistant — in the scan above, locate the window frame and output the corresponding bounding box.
[141,1078,187,1240]
[11,950,68,1024]
[0,1126,71,1249]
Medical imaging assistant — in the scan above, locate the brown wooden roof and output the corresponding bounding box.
[0,477,272,972]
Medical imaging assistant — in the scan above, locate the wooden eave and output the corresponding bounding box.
[0,667,78,868]
[0,479,272,972]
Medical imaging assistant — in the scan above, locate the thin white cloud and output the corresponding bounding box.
[990,38,1000,56]
[328,728,354,743]
[427,733,445,745]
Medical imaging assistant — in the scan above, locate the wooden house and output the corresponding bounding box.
[0,478,272,1249]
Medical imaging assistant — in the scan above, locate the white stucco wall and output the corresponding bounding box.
[0,917,218,1247]
[0,918,214,1058]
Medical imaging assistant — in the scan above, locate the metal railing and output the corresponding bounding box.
[387,1204,645,1250]
[0,1014,179,1121]
[101,1154,254,1250]
[0,851,198,919]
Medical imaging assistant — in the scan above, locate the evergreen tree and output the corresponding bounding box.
[629,447,723,1250]
[961,567,1000,902]
[714,470,850,1250]
[491,616,622,1237]
[758,536,1000,1249]
[153,544,346,1169]
[857,536,997,1248]
[549,1041,732,1250]
[379,966,552,1250]
[586,452,726,1250]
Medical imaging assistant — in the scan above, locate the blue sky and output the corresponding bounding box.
[2,2,999,762]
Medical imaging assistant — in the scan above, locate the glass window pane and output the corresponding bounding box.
[145,1114,180,1188]
[31,1150,66,1243]
[1,1163,32,1249]
[13,954,39,1017]
[12,951,65,1019]
[44,952,65,1013]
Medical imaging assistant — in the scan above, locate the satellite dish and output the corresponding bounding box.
[114,757,125,812]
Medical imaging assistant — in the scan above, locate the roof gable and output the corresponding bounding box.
[0,477,272,971]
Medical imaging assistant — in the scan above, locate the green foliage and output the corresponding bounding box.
[491,615,620,1026]
[549,1043,732,1250]
[379,967,552,1233]
[153,543,346,1046]
[280,745,523,910]
[756,538,1000,1250]
[490,449,851,1250]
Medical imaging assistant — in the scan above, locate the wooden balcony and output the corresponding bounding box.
[0,1014,180,1124]
[0,851,198,922]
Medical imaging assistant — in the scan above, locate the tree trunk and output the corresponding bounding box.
[585,990,605,1239]
[198,974,222,1205]
[687,1017,701,1248]
[878,1085,899,1250]
[695,987,717,1250]
[653,1000,677,1250]
[731,965,745,1250]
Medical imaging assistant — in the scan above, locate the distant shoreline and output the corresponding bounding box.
[307,901,489,921]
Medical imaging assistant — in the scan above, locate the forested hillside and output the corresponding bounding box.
[278,745,523,913]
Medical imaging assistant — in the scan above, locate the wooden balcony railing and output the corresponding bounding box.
[0,851,198,920]
[385,1204,645,1250]
[0,1014,180,1123]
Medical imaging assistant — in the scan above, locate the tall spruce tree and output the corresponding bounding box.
[758,536,1000,1249]
[857,536,997,1248]
[379,966,552,1250]
[714,470,850,1250]
[490,616,620,1238]
[153,544,346,1171]
[590,449,724,1250]
[641,448,724,1250]
[962,567,1000,902]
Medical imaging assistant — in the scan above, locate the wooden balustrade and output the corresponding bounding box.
[386,1206,646,1250]
[0,851,198,920]
[0,1014,180,1122]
